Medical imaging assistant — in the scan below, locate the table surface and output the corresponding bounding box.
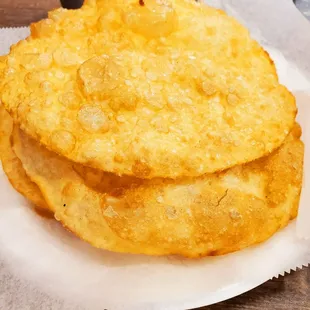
[1,1,310,309]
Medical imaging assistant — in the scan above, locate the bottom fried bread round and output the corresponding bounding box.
[0,105,48,210]
[12,126,303,258]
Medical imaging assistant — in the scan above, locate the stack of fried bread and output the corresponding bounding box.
[0,0,304,258]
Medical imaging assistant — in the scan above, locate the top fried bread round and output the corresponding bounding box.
[0,0,296,178]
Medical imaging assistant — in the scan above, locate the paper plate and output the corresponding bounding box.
[1,2,310,309]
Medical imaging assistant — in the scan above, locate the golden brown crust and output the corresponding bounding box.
[0,105,48,210]
[0,0,296,178]
[11,124,303,257]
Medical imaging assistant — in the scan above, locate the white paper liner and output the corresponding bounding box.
[1,1,310,309]
[223,0,310,80]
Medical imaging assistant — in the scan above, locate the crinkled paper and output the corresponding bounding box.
[0,0,310,309]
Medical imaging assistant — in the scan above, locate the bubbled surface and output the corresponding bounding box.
[0,0,297,178]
